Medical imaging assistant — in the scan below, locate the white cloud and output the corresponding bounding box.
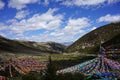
[0,23,7,30]
[15,10,29,19]
[91,27,97,30]
[8,0,39,10]
[98,14,120,23]
[7,8,63,33]
[32,17,91,42]
[107,0,120,4]
[1,15,92,42]
[0,32,7,37]
[57,0,120,7]
[14,30,76,42]
[62,0,105,6]
[0,0,5,9]
[49,17,91,42]
[44,0,49,5]
[7,19,17,24]
[63,18,90,34]
[0,7,93,42]
[6,0,120,10]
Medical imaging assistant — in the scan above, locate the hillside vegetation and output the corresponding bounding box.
[65,22,120,53]
[102,33,120,48]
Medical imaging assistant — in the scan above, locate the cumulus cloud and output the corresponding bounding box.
[8,0,39,10]
[44,0,49,5]
[0,23,7,30]
[107,0,120,4]
[23,17,91,42]
[15,10,29,19]
[0,0,5,9]
[7,8,63,33]
[62,0,105,6]
[91,27,97,30]
[2,14,92,42]
[56,0,120,7]
[49,17,91,42]
[63,18,90,34]
[98,14,120,23]
[0,7,93,42]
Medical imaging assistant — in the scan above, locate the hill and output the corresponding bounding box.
[102,33,120,48]
[0,36,66,54]
[65,22,120,53]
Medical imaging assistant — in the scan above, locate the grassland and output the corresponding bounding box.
[1,52,119,70]
[0,52,97,61]
[0,52,97,70]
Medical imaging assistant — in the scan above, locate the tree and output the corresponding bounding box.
[57,73,84,80]
[44,56,57,80]
[22,72,37,80]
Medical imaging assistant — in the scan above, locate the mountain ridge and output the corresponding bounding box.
[0,36,66,54]
[65,22,120,53]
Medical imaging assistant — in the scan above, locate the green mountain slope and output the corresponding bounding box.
[102,33,120,48]
[65,22,120,53]
[0,36,66,54]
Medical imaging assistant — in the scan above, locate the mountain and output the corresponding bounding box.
[0,36,66,54]
[102,33,120,48]
[65,22,120,53]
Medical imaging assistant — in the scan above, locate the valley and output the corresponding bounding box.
[0,22,120,80]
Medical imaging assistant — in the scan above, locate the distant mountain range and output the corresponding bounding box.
[62,42,73,46]
[0,36,66,54]
[65,22,120,53]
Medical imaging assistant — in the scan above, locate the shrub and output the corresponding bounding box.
[22,72,37,80]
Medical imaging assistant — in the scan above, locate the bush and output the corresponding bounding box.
[42,56,85,80]
[22,72,37,80]
[44,56,57,80]
[57,73,84,80]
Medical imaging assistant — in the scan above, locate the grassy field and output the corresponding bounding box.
[1,52,119,70]
[0,52,97,70]
[13,52,97,61]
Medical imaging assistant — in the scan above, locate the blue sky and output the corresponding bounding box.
[0,0,120,43]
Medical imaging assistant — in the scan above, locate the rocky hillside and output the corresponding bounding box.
[0,36,66,54]
[65,22,120,53]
